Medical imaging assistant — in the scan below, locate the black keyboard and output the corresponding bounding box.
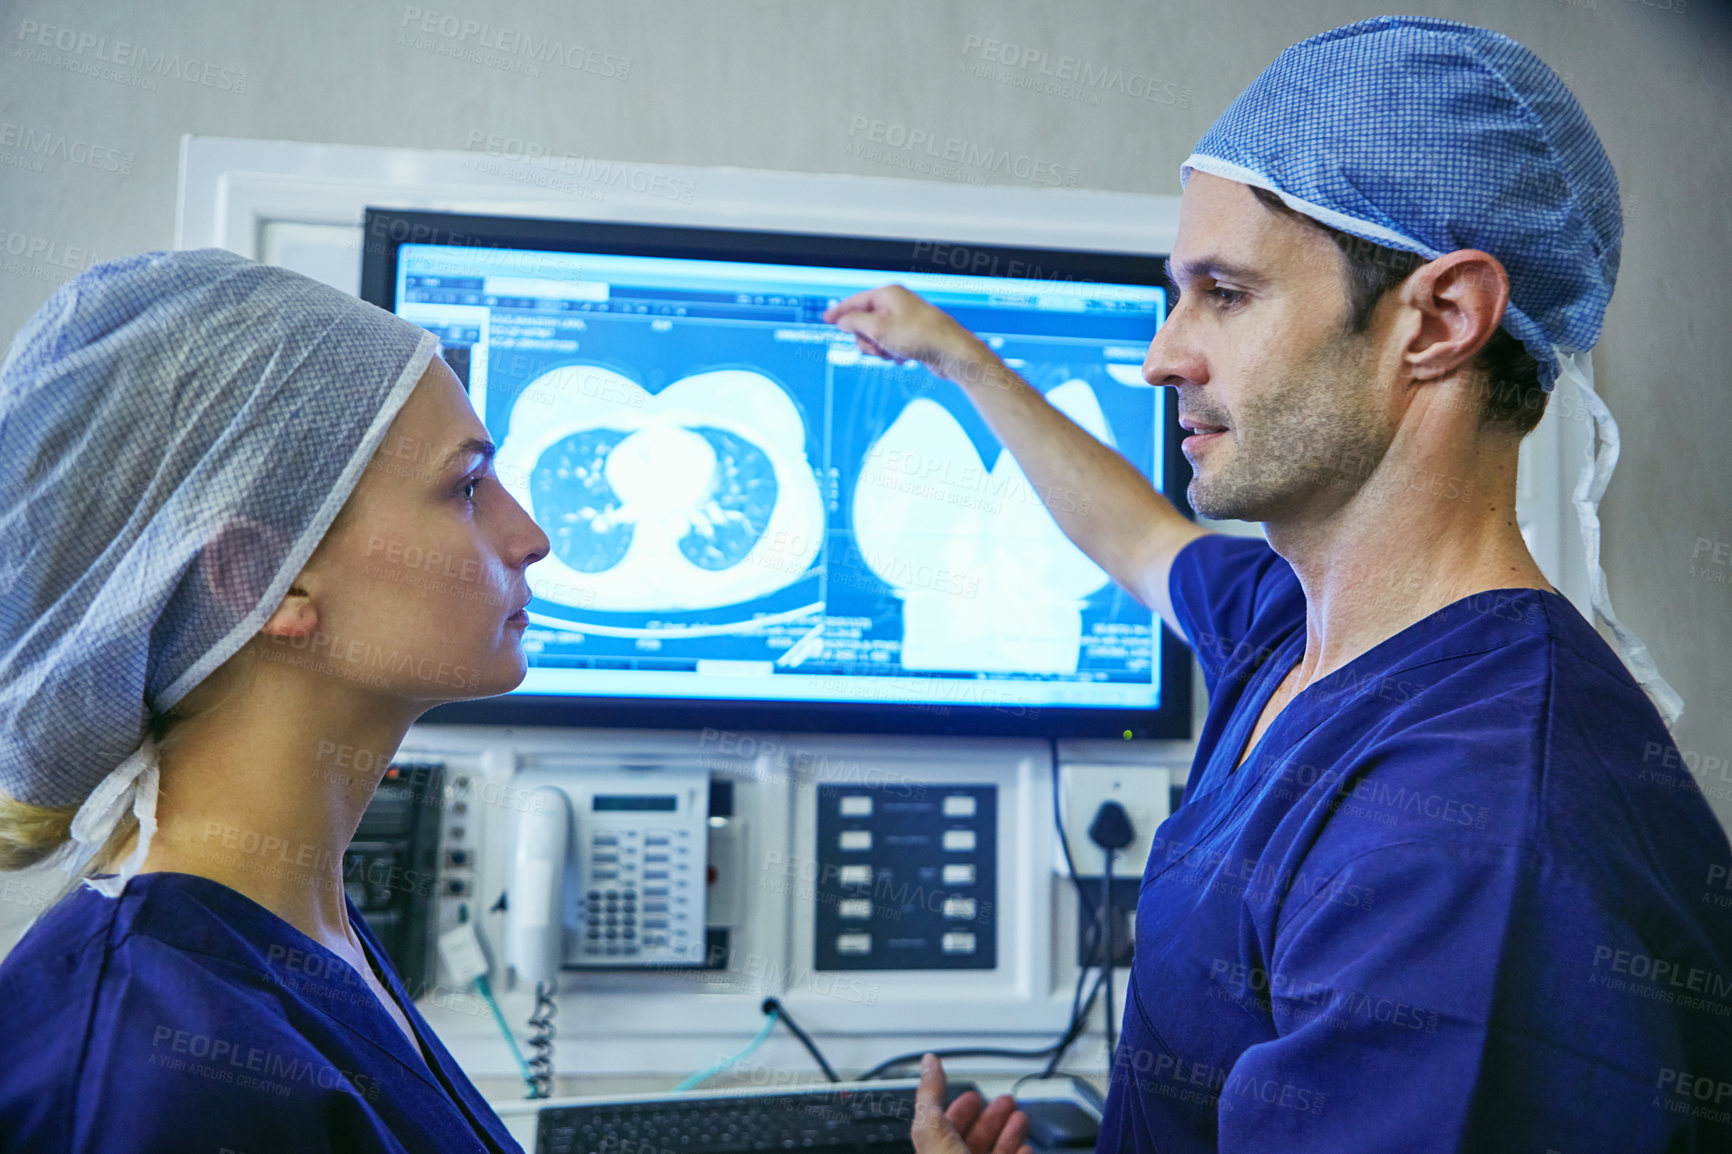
[537,1080,976,1154]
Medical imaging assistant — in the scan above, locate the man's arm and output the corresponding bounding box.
[825,285,1207,627]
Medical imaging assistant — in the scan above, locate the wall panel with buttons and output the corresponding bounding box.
[813,784,998,971]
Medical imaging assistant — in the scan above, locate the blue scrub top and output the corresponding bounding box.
[1098,535,1732,1152]
[0,870,525,1153]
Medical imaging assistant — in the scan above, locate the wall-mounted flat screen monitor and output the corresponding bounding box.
[360,208,1190,738]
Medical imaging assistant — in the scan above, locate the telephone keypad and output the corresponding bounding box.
[577,825,696,962]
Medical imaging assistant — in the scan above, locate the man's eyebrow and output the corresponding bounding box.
[1163,256,1269,288]
[441,437,496,471]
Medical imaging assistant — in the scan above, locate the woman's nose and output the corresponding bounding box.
[508,494,550,568]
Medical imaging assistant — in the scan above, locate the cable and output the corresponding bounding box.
[762,998,840,1083]
[1050,741,1086,899]
[1049,744,1116,1076]
[861,969,1109,1083]
[1086,800,1134,1069]
[474,973,537,1095]
[674,1007,781,1092]
[1101,847,1116,1062]
[860,1043,1070,1082]
[526,980,558,1099]
[1043,968,1110,1078]
[1050,744,1102,996]
[1037,928,1100,1080]
[1048,743,1106,1078]
[1028,967,1109,1084]
[856,751,1130,1085]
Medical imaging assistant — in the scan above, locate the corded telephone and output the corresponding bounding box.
[505,768,711,983]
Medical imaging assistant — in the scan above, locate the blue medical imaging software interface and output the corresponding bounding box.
[393,243,1168,712]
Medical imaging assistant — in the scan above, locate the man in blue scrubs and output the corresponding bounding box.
[829,16,1732,1153]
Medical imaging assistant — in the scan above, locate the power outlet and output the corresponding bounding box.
[1055,764,1170,880]
[1077,877,1139,968]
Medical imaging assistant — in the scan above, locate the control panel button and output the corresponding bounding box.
[941,897,977,920]
[942,796,977,818]
[838,830,873,851]
[941,932,977,954]
[836,933,872,955]
[941,830,977,852]
[839,795,874,817]
[941,864,976,886]
[838,899,873,919]
[838,865,873,887]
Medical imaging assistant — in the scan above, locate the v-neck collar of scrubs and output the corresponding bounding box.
[1180,585,1563,829]
[353,914,435,1070]
[120,871,447,1096]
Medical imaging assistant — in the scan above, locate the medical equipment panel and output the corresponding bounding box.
[348,760,444,993]
[813,784,998,971]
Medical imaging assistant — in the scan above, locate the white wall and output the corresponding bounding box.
[2,3,1727,833]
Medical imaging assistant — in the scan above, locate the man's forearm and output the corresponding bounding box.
[933,339,1196,608]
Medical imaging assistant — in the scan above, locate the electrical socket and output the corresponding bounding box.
[1077,878,1139,968]
[1054,764,1170,880]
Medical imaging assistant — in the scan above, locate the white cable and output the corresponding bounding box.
[1556,350,1684,729]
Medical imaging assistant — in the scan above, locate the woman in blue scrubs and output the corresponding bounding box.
[0,250,549,1152]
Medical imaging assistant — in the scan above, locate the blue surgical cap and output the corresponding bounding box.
[0,251,437,831]
[1178,17,1683,728]
[1181,14,1620,391]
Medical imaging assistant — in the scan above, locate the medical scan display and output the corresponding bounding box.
[394,244,1169,712]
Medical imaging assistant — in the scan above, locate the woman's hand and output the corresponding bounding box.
[911,1053,1033,1154]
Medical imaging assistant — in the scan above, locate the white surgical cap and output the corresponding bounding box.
[0,249,438,892]
[1182,15,1682,726]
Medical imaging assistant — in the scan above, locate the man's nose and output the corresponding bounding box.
[1142,299,1205,389]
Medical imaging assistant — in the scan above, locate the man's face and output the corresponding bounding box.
[1144,172,1397,523]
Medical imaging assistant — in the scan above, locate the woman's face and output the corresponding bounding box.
[287,356,550,703]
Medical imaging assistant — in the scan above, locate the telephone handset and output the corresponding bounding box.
[506,786,570,990]
[506,769,710,976]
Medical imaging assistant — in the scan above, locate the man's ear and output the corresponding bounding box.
[1399,250,1510,383]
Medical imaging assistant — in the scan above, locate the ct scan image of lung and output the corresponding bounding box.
[495,365,824,613]
[851,380,1113,675]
